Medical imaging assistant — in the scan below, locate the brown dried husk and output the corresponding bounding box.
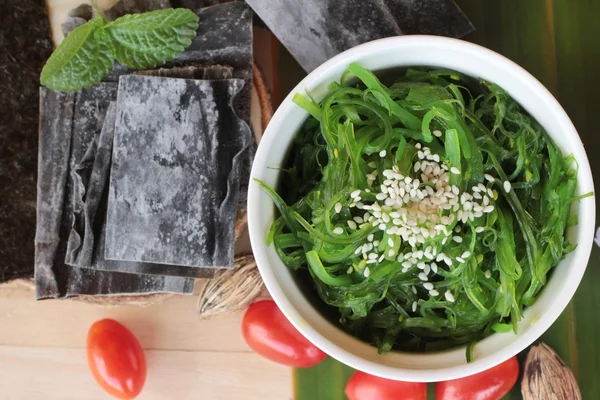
[522,342,582,400]
[197,254,263,319]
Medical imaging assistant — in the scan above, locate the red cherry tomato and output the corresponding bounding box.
[345,371,427,400]
[241,300,327,367]
[86,319,147,399]
[436,356,519,400]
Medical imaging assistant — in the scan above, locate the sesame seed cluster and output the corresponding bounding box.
[332,141,510,306]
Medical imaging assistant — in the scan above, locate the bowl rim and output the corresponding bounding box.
[247,35,595,381]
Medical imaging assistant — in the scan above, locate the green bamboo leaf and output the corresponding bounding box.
[40,17,113,92]
[102,8,199,69]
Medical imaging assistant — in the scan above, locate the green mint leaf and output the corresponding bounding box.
[101,8,199,69]
[41,18,114,92]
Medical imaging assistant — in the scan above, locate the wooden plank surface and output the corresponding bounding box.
[0,283,292,399]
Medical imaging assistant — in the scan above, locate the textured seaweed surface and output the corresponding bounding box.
[0,1,53,283]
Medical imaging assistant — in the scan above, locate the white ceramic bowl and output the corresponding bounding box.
[247,36,595,381]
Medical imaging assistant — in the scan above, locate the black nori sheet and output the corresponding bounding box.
[0,1,54,283]
[105,75,251,269]
[245,0,474,72]
[36,87,194,299]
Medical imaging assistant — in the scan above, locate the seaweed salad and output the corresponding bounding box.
[258,63,590,359]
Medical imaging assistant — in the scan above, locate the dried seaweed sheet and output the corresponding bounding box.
[174,2,254,208]
[65,102,216,279]
[134,64,234,80]
[246,0,400,72]
[383,0,474,37]
[245,0,473,72]
[35,87,194,299]
[105,75,251,269]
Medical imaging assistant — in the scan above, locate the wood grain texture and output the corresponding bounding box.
[0,284,292,399]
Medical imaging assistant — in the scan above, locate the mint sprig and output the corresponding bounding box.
[40,8,200,92]
[41,17,114,92]
[102,9,199,69]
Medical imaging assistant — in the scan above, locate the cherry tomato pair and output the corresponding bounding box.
[345,357,519,400]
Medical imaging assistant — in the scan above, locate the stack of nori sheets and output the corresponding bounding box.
[35,2,253,299]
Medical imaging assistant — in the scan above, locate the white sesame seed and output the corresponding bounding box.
[334,202,342,213]
[456,257,465,263]
[417,262,426,270]
[418,150,425,159]
[472,185,481,193]
[431,262,438,274]
[351,190,361,198]
[485,270,492,279]
[347,267,354,274]
[433,129,442,137]
[376,193,387,201]
[483,196,490,206]
[388,249,396,257]
[382,213,391,223]
[483,205,495,213]
[397,253,405,262]
[378,254,385,262]
[415,143,422,149]
[387,238,394,247]
[379,150,387,158]
[487,188,494,198]
[445,291,455,302]
[368,253,378,260]
[475,226,485,233]
[350,202,356,207]
[414,162,421,172]
[504,180,512,193]
[484,174,495,183]
[418,272,428,281]
[478,183,487,192]
[443,256,452,266]
[347,220,358,230]
[423,282,434,290]
[429,289,439,296]
[451,167,461,175]
[473,192,482,199]
[368,234,374,242]
[402,261,412,269]
[354,216,364,224]
[453,236,463,243]
[373,240,380,247]
[412,286,417,294]
[333,227,344,235]
[423,264,431,275]
[461,251,471,258]
[412,301,418,312]
[368,161,377,168]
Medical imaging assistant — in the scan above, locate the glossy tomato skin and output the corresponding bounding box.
[242,300,326,368]
[345,371,427,400]
[436,356,519,400]
[86,319,147,399]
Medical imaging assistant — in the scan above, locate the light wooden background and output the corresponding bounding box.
[0,282,291,399]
